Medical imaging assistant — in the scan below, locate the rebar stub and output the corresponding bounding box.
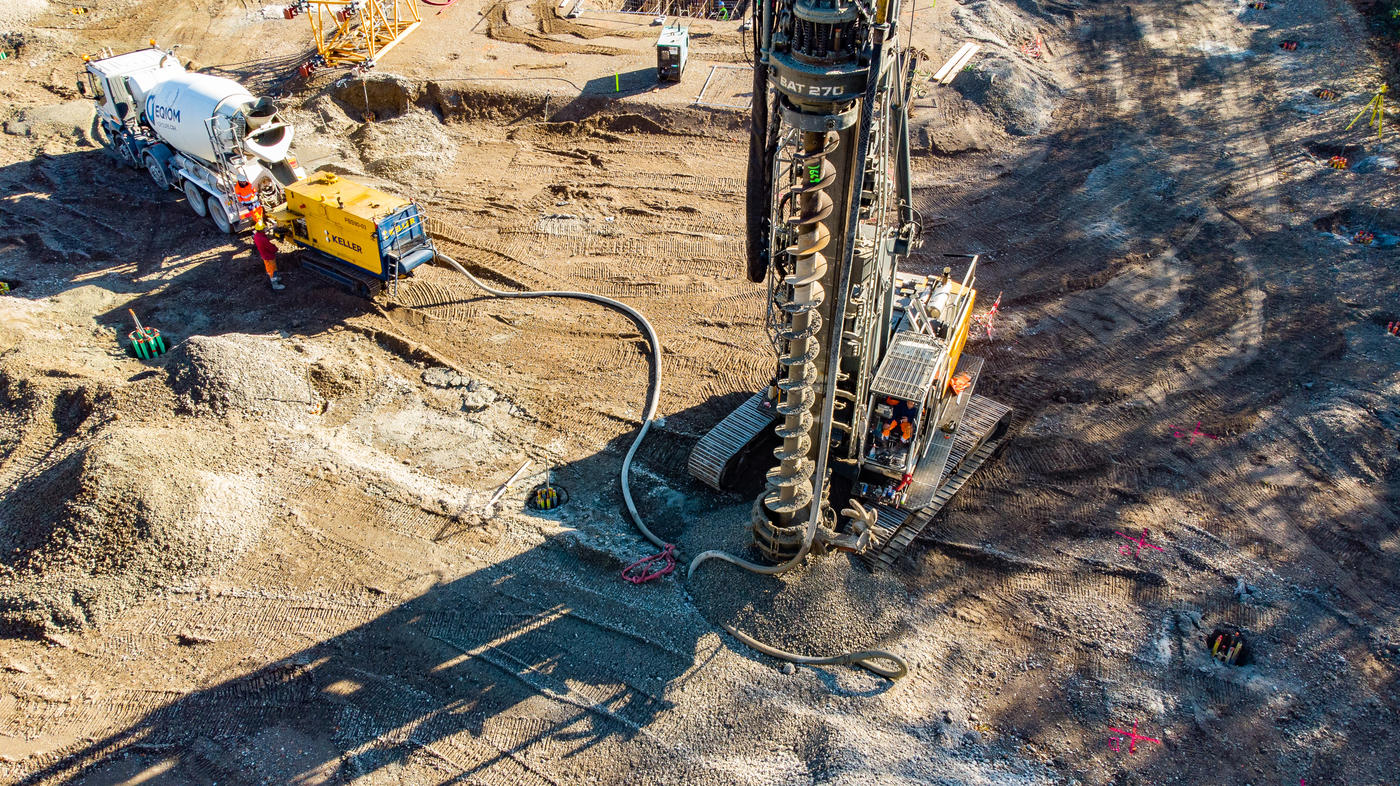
[527,483,569,512]
[1205,625,1250,666]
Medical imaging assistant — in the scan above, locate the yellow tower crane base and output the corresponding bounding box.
[306,0,421,68]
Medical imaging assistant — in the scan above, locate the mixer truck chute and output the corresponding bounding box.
[79,45,306,234]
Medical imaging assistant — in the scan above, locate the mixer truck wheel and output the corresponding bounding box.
[143,153,171,190]
[206,196,234,234]
[184,182,208,217]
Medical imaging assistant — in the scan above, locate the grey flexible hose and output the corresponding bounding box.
[435,253,907,681]
[435,253,664,549]
[687,527,908,679]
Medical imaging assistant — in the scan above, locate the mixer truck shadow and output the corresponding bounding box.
[0,139,389,346]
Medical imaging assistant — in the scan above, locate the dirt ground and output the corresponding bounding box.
[1,0,1398,784]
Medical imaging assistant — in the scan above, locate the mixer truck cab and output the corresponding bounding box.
[267,171,436,298]
[81,48,182,144]
[79,44,305,234]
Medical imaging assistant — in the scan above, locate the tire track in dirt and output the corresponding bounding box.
[904,8,1369,778]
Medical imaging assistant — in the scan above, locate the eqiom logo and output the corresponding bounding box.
[146,99,180,125]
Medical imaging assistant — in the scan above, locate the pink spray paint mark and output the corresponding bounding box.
[972,292,1003,340]
[1169,421,1220,444]
[1115,528,1164,559]
[1107,720,1162,754]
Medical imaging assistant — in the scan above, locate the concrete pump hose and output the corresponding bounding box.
[435,253,665,550]
[436,253,908,681]
[721,624,908,680]
[687,539,910,680]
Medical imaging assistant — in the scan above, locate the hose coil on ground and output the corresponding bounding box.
[435,253,906,681]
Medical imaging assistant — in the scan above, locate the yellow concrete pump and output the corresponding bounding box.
[267,171,435,297]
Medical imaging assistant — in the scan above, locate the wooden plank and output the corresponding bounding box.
[933,42,977,83]
[940,44,980,85]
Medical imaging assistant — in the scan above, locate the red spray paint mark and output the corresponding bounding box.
[972,291,1002,340]
[1169,421,1219,444]
[1115,528,1164,559]
[1107,720,1162,754]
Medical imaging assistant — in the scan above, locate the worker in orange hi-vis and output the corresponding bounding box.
[252,220,285,291]
[882,415,913,443]
[234,177,259,219]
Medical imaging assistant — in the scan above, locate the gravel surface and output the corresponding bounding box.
[0,426,268,634]
[0,0,1397,784]
[167,334,323,421]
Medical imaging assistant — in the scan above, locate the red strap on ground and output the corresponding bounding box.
[621,544,676,584]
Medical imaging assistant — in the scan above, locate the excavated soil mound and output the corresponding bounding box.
[0,426,269,635]
[0,0,45,33]
[349,110,458,184]
[1,99,96,145]
[166,334,323,421]
[953,54,1063,136]
[946,0,1069,136]
[330,72,417,120]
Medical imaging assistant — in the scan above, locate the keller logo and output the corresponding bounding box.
[330,234,362,253]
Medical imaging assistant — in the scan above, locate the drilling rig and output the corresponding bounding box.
[688,0,1013,569]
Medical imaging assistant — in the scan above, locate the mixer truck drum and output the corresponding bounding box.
[250,123,289,150]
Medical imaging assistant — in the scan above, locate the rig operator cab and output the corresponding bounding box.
[655,24,688,82]
[854,265,983,509]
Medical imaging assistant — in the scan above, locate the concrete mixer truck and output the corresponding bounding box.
[78,44,306,233]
